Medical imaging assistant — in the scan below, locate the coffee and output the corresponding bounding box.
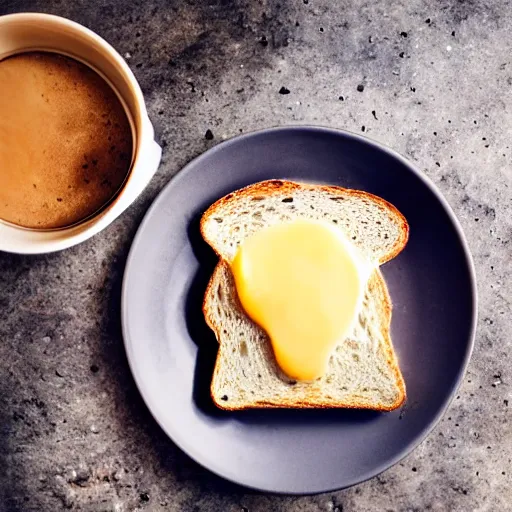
[0,51,133,229]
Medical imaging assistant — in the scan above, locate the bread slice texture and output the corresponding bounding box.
[201,179,409,266]
[201,180,408,411]
[204,262,405,410]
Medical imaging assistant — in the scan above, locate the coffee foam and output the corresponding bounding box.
[0,51,133,229]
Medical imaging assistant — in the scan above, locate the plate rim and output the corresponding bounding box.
[121,125,478,494]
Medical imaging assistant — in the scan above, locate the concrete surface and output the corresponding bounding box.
[0,0,511,510]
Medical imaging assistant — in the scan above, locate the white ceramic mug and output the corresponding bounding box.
[0,13,162,254]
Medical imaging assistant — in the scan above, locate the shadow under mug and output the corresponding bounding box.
[0,13,162,254]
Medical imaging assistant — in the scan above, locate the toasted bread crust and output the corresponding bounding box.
[200,179,409,265]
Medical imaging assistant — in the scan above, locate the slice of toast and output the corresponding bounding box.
[201,180,409,411]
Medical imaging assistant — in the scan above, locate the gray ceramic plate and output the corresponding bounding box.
[121,126,477,494]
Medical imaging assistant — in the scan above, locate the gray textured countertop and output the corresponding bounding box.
[1,1,511,511]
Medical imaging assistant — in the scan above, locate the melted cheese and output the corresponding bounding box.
[231,219,369,381]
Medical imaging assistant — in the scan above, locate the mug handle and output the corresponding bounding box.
[121,138,162,207]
